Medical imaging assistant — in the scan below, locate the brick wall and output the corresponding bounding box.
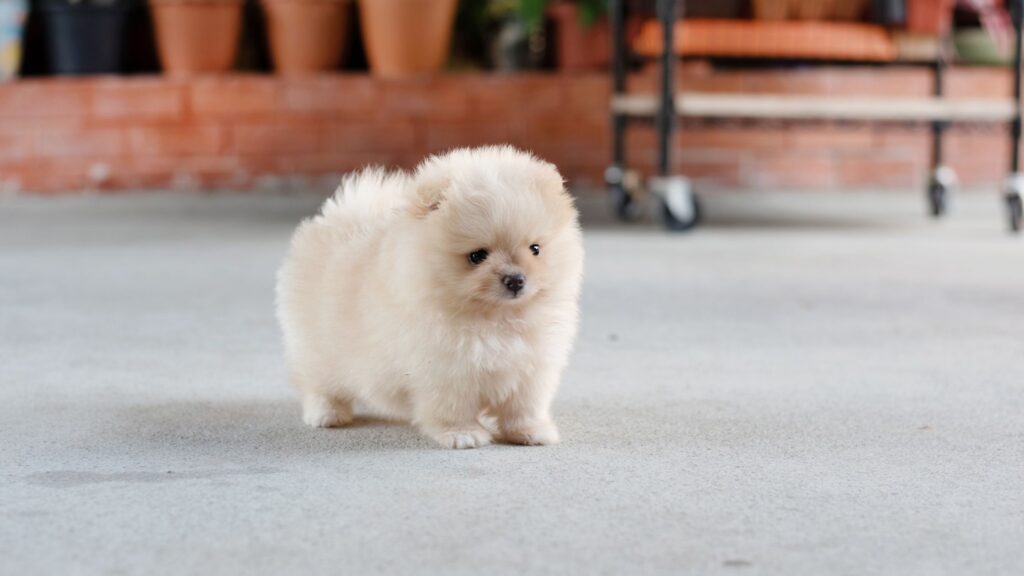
[0,66,1018,194]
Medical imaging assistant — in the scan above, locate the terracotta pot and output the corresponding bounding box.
[754,0,870,21]
[548,3,641,72]
[753,0,791,20]
[829,0,868,21]
[358,0,456,77]
[794,0,829,20]
[150,0,243,76]
[262,0,350,75]
[906,0,955,35]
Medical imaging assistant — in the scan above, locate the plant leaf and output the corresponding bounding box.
[578,0,605,28]
[519,0,548,33]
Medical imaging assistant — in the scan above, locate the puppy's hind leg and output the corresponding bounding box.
[289,364,354,428]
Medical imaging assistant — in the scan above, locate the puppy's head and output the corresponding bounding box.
[410,146,581,314]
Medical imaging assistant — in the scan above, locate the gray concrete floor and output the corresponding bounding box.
[1,189,1023,575]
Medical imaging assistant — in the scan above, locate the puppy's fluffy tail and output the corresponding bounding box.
[314,167,411,243]
[276,167,409,353]
[282,167,408,277]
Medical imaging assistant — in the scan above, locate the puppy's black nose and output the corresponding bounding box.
[503,273,526,295]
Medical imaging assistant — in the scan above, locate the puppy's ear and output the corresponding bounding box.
[533,166,576,227]
[411,174,448,219]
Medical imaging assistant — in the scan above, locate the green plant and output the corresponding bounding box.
[41,0,130,7]
[519,0,604,33]
[484,0,519,19]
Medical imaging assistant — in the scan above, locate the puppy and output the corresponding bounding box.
[276,146,583,449]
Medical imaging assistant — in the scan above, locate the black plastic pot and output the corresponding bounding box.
[40,3,129,75]
[871,0,906,25]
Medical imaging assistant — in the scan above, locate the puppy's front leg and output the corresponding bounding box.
[496,369,561,446]
[414,384,492,450]
[301,390,354,428]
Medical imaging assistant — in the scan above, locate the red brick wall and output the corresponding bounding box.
[0,66,1017,194]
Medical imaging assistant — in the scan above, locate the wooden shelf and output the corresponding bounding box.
[633,19,898,62]
[611,93,1017,122]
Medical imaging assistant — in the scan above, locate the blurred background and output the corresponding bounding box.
[4,3,1024,575]
[0,0,1019,196]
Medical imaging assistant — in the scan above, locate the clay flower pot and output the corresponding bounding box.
[358,0,456,77]
[262,0,350,75]
[906,0,955,35]
[548,3,602,71]
[150,0,243,76]
[753,0,790,20]
[548,3,640,72]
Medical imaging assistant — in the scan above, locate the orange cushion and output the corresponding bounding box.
[633,19,897,62]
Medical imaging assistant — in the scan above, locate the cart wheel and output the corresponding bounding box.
[652,175,700,232]
[927,166,956,218]
[605,165,637,222]
[1008,193,1023,233]
[609,182,634,222]
[928,181,948,217]
[1003,173,1024,234]
[661,195,701,231]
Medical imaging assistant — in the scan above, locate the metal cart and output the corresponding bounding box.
[606,0,1024,233]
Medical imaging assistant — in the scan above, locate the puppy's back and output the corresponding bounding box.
[276,167,409,355]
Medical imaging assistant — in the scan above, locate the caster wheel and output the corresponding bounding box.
[927,166,956,218]
[651,175,700,232]
[606,165,640,222]
[928,181,948,218]
[661,195,701,231]
[1002,173,1024,234]
[609,183,635,222]
[1008,194,1023,233]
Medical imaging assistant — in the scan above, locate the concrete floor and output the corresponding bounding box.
[1,190,1022,575]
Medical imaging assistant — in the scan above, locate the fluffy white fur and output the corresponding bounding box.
[275,146,584,449]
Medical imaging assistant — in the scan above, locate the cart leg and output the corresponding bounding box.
[650,0,700,231]
[606,0,635,221]
[928,38,956,218]
[1005,175,1023,232]
[655,0,674,179]
[1005,0,1024,232]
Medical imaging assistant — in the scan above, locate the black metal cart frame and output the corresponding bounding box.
[607,0,1024,232]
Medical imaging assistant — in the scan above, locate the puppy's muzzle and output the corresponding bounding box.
[502,273,526,297]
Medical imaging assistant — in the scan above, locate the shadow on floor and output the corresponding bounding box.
[106,399,435,457]
[88,395,775,463]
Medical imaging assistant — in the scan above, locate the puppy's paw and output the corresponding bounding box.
[302,395,353,429]
[429,427,493,450]
[502,421,560,446]
[303,409,351,429]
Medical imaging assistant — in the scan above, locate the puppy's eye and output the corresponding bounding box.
[468,249,489,265]
[529,244,541,256]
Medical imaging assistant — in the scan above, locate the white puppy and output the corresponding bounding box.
[276,146,583,449]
